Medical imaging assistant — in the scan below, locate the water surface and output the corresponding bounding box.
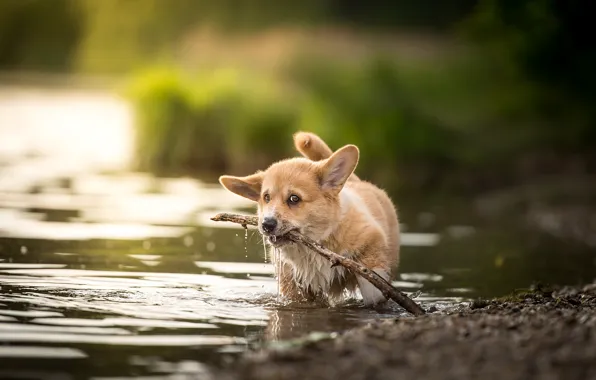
[0,87,594,379]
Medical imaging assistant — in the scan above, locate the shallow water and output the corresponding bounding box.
[0,87,594,378]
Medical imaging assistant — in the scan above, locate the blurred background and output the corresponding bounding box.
[1,0,595,192]
[0,1,595,376]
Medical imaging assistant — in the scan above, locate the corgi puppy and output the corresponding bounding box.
[219,132,400,306]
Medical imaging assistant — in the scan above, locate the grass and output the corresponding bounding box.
[125,33,594,193]
[126,66,299,180]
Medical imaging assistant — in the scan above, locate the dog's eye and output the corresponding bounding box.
[288,195,300,205]
[263,194,270,203]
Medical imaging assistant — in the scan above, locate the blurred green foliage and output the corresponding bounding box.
[76,0,210,73]
[127,60,463,190]
[0,0,82,71]
[127,67,298,179]
[289,57,457,189]
[122,59,468,191]
[0,0,477,73]
[461,0,596,152]
[127,42,594,192]
[1,0,594,192]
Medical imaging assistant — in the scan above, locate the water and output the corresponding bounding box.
[1,86,595,378]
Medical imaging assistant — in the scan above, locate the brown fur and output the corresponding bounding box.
[219,131,400,306]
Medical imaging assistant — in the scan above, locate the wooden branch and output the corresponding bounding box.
[211,212,426,316]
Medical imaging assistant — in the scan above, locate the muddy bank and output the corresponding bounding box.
[217,283,596,380]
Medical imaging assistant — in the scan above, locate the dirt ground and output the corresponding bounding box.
[217,282,596,380]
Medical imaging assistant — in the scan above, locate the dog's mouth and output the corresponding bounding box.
[267,234,292,247]
[262,228,298,248]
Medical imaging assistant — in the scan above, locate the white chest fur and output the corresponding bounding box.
[273,241,388,305]
[273,243,347,295]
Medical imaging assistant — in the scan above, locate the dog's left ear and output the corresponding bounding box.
[219,172,264,202]
[319,145,359,192]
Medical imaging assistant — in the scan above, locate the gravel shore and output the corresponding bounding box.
[218,282,596,380]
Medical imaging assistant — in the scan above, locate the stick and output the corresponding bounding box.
[210,212,426,316]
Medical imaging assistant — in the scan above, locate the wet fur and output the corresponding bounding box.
[219,132,400,306]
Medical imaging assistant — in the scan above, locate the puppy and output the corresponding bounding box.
[219,132,400,306]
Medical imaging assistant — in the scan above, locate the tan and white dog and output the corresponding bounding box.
[219,132,400,306]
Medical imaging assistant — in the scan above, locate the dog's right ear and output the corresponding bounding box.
[219,172,264,202]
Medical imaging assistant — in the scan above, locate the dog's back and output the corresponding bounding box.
[293,132,400,271]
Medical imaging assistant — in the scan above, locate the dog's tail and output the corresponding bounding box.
[293,131,360,181]
[293,131,334,161]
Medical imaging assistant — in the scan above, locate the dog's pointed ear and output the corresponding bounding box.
[319,144,359,191]
[219,172,264,202]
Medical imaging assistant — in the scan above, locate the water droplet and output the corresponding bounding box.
[206,241,216,252]
[262,236,268,263]
[143,241,151,250]
[246,273,251,277]
[183,235,194,247]
[20,246,27,255]
[244,228,248,258]
[275,247,281,301]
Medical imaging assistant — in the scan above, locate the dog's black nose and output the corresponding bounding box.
[261,217,278,233]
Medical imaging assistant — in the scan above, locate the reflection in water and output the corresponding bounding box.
[0,89,594,378]
[0,346,88,359]
[264,303,399,342]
